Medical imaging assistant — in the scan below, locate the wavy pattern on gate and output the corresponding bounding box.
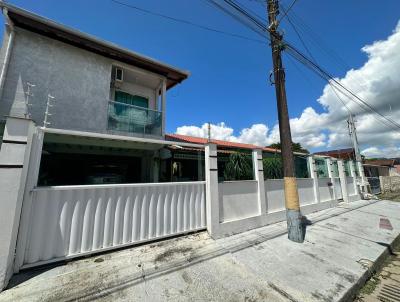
[24,182,206,265]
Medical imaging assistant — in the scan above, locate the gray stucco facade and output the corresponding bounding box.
[0,27,166,138]
[0,27,112,133]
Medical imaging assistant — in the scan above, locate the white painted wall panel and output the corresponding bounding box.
[219,181,259,222]
[297,178,315,206]
[265,180,285,212]
[318,177,335,202]
[334,178,343,199]
[22,182,206,266]
[266,178,315,211]
[347,177,356,196]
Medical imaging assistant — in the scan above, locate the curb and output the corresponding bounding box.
[340,232,400,302]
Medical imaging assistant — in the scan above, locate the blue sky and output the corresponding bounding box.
[3,0,400,155]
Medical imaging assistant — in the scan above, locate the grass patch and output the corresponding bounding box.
[358,275,380,295]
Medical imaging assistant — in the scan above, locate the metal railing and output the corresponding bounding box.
[107,101,162,136]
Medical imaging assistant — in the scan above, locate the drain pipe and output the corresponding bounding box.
[0,7,15,101]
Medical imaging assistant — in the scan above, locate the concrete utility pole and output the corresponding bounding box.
[347,114,368,193]
[267,0,305,242]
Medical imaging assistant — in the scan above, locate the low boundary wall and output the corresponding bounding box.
[204,146,359,238]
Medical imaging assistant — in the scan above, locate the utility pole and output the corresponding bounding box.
[347,114,368,193]
[267,0,305,242]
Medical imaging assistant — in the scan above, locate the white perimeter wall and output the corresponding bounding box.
[347,177,356,196]
[219,181,259,222]
[318,177,335,202]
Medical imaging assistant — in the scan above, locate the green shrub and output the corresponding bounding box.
[223,152,253,181]
[263,157,283,179]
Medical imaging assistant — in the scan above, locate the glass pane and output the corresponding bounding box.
[315,158,329,178]
[115,91,148,108]
[294,156,309,178]
[108,102,161,136]
[344,161,351,176]
[332,161,339,177]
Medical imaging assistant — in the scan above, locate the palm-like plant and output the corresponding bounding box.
[223,152,253,181]
[263,157,283,179]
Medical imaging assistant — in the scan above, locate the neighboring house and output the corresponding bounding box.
[364,159,399,176]
[314,148,356,160]
[0,3,191,185]
[165,133,310,180]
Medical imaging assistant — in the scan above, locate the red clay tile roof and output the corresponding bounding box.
[314,148,355,159]
[166,133,280,153]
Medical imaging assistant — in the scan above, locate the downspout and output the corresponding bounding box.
[0,7,15,101]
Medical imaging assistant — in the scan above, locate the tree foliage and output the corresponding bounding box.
[268,142,310,154]
[223,152,253,181]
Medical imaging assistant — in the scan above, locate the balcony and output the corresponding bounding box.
[107,101,162,136]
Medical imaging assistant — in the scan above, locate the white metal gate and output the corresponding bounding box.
[16,181,206,268]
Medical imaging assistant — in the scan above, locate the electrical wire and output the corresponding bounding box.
[112,0,400,134]
[110,0,268,44]
[277,0,298,25]
[209,0,400,132]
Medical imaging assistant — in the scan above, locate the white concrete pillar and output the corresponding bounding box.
[252,149,267,214]
[205,143,220,237]
[13,127,44,272]
[357,161,368,194]
[338,159,349,202]
[326,157,337,201]
[0,117,36,290]
[349,160,359,195]
[308,155,320,203]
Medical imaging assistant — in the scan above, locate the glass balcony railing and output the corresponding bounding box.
[107,101,162,136]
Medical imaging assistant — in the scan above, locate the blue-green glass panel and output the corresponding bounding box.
[332,161,339,177]
[108,101,161,136]
[115,91,148,108]
[344,161,351,176]
[315,158,329,178]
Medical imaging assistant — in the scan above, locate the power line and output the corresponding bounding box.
[204,0,267,38]
[284,44,400,128]
[110,0,268,44]
[207,1,400,132]
[279,6,352,114]
[277,0,298,25]
[113,0,400,134]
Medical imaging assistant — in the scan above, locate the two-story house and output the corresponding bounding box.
[0,3,194,186]
[0,3,210,289]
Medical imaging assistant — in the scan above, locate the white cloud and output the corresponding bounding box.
[362,146,400,158]
[175,21,400,157]
[176,122,236,142]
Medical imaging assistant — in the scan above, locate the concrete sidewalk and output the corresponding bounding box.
[1,199,399,302]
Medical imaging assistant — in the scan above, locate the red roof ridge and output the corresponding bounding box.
[166,133,281,152]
